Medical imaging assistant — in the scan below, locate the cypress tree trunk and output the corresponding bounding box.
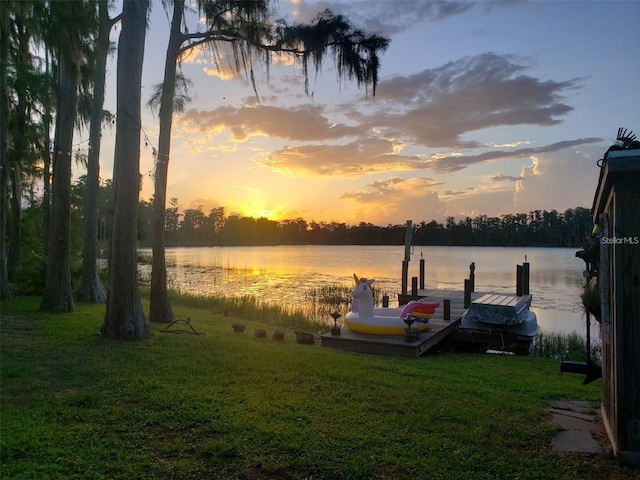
[40,54,76,313]
[102,0,150,341]
[78,0,112,304]
[42,49,53,255]
[0,0,11,299]
[7,23,32,280]
[149,0,184,324]
[7,162,20,279]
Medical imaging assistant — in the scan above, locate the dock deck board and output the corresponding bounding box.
[321,290,485,357]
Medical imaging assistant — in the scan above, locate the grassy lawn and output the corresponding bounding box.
[1,296,637,480]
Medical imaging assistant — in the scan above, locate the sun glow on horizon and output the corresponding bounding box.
[228,201,283,221]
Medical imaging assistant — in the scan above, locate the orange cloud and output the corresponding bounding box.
[260,138,424,177]
[177,104,359,142]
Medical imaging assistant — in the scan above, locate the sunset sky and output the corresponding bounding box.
[96,0,640,225]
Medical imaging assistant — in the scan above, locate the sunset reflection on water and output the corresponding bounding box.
[138,245,590,334]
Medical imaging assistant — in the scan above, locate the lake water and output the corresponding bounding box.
[138,245,596,335]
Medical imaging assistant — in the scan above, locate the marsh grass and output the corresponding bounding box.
[532,330,602,362]
[2,296,635,480]
[164,283,395,333]
[164,288,329,333]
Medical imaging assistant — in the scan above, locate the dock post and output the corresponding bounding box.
[444,299,451,321]
[522,261,530,295]
[419,257,425,290]
[401,260,408,295]
[411,277,418,300]
[382,295,389,308]
[469,262,475,292]
[402,220,412,296]
[516,264,523,296]
[464,279,471,308]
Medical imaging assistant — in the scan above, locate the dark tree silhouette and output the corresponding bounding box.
[147,0,389,323]
[78,0,120,303]
[41,1,98,312]
[101,0,151,340]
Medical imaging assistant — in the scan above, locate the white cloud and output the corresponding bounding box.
[369,53,584,148]
[337,176,445,224]
[513,147,601,213]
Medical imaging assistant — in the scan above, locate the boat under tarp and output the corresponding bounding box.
[458,293,539,341]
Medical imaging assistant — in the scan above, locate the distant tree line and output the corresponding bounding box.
[136,195,592,248]
[15,179,593,268]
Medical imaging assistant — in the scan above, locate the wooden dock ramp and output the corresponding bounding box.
[321,290,485,358]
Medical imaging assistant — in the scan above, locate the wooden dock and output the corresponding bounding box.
[321,289,486,358]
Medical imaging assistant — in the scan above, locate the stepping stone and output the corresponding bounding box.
[551,430,602,454]
[549,408,595,422]
[552,413,601,433]
[549,400,604,454]
[549,400,593,413]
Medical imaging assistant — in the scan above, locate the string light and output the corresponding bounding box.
[53,110,169,182]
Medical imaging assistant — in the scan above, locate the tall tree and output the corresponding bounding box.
[40,1,97,312]
[6,5,31,281]
[78,0,120,303]
[148,0,389,323]
[39,46,55,254]
[4,2,47,282]
[2,2,53,296]
[0,0,12,299]
[101,0,151,340]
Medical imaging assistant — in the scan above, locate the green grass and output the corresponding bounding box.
[1,296,636,480]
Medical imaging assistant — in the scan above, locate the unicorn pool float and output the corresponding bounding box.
[345,275,440,336]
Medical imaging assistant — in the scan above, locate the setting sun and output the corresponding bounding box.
[231,201,281,221]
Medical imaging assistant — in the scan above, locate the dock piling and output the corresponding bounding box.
[469,262,475,292]
[401,220,412,295]
[516,264,523,296]
[401,260,408,295]
[516,261,530,296]
[522,261,530,295]
[444,299,451,321]
[464,279,472,308]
